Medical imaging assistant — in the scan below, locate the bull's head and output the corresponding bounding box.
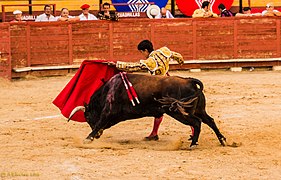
[68,104,103,140]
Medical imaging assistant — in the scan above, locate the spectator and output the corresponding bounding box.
[218,3,233,17]
[235,7,262,17]
[56,8,80,22]
[192,1,218,18]
[35,5,56,22]
[262,3,281,17]
[156,7,174,18]
[97,2,118,21]
[79,4,98,20]
[146,5,161,19]
[11,10,24,22]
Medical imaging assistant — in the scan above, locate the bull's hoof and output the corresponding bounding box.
[95,129,104,139]
[144,135,159,141]
[189,144,198,150]
[83,137,94,144]
[219,137,227,146]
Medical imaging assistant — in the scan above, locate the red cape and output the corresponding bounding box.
[53,60,120,122]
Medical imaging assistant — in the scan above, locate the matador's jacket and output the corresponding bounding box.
[116,47,184,75]
[140,47,184,75]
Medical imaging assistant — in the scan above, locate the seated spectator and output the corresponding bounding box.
[218,3,233,17]
[262,3,281,16]
[35,5,56,22]
[97,2,118,21]
[235,7,262,17]
[156,7,174,18]
[56,8,80,22]
[11,10,25,22]
[192,1,218,18]
[79,4,98,20]
[146,5,161,19]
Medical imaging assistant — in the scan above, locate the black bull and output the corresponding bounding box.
[69,73,226,148]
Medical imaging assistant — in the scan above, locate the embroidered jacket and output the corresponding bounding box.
[140,47,184,75]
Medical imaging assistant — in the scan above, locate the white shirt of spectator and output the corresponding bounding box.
[262,9,280,16]
[155,10,174,19]
[35,13,56,22]
[79,13,98,20]
[55,15,77,21]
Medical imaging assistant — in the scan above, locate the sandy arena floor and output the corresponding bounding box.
[0,70,281,179]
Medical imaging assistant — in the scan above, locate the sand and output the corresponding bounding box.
[0,70,281,179]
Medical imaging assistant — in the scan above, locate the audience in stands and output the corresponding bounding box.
[218,3,233,17]
[35,5,56,22]
[235,7,262,17]
[156,7,174,18]
[262,3,281,17]
[79,4,98,21]
[192,1,218,18]
[56,8,80,22]
[97,3,118,21]
[8,3,281,22]
[11,10,24,22]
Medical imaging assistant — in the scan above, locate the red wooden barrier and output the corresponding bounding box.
[0,17,281,79]
[0,23,11,79]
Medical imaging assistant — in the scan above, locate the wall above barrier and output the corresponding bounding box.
[1,17,281,79]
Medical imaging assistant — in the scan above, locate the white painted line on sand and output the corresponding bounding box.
[32,115,61,120]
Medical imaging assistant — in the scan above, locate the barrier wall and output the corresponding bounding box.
[0,23,11,79]
[1,17,281,79]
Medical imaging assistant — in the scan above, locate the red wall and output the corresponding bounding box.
[0,17,281,79]
[0,23,11,79]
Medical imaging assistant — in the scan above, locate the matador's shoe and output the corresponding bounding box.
[144,135,159,141]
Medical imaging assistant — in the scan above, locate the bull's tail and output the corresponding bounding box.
[191,78,204,92]
[155,96,198,116]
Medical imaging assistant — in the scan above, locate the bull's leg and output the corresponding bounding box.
[85,122,103,138]
[84,124,107,143]
[196,111,226,146]
[186,114,202,148]
[94,129,104,139]
[167,112,202,148]
[83,130,100,144]
[84,105,114,143]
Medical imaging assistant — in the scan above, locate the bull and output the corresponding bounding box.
[69,73,226,148]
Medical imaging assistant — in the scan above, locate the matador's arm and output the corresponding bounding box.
[171,51,184,65]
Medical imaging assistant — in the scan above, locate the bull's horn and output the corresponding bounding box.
[68,106,85,122]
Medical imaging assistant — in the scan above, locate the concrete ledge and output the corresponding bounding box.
[169,58,281,65]
[272,66,281,71]
[13,65,80,73]
[230,67,242,72]
[189,69,201,72]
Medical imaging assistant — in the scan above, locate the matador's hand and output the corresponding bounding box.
[107,61,116,66]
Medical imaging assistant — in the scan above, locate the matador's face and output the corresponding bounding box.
[139,50,150,59]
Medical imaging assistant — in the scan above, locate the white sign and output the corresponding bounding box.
[117,12,141,17]
[22,15,36,21]
[127,0,150,12]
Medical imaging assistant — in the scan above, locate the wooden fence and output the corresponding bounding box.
[1,17,281,79]
[0,23,11,79]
